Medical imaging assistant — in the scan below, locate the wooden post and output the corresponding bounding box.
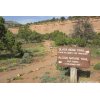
[70,67,77,83]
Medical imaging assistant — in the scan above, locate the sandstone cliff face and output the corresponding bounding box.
[29,20,75,34]
[8,18,100,34]
[8,27,19,34]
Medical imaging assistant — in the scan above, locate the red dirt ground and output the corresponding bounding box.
[0,40,100,83]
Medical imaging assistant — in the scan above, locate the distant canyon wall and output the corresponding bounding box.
[8,18,100,34]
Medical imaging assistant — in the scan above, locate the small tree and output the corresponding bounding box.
[72,18,96,42]
[3,30,23,56]
[18,25,32,42]
[0,17,23,56]
[60,17,66,21]
[0,17,6,39]
[0,17,5,24]
[51,17,56,21]
[0,40,4,51]
[92,33,100,46]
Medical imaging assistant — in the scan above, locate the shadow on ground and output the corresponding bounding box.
[77,69,90,82]
[63,68,91,82]
[0,53,21,60]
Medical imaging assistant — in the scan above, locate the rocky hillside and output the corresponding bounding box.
[5,21,21,28]
[8,18,100,34]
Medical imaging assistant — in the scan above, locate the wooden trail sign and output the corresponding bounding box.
[57,46,90,68]
[57,46,91,83]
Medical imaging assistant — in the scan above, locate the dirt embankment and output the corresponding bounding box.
[8,18,100,34]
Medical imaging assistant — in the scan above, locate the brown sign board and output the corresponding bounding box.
[57,46,90,68]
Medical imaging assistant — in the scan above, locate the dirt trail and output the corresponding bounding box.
[0,41,58,83]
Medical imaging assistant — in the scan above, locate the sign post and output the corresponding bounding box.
[70,67,77,83]
[57,46,90,83]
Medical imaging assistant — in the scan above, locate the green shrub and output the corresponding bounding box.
[24,44,45,57]
[49,30,67,46]
[59,70,69,82]
[18,26,32,42]
[94,63,100,70]
[42,33,50,40]
[29,31,42,43]
[3,31,23,56]
[18,26,43,43]
[49,30,66,40]
[91,48,100,57]
[40,73,56,83]
[75,38,86,47]
[0,17,23,56]
[96,50,100,55]
[20,52,32,64]
[0,40,5,50]
[64,38,72,45]
[0,67,7,72]
[0,17,6,39]
[92,34,100,46]
[56,64,65,71]
[32,45,45,56]
[48,30,87,47]
[55,35,67,46]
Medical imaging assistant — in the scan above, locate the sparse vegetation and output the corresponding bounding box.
[7,73,24,82]
[94,63,100,70]
[5,21,22,28]
[18,26,43,43]
[23,43,45,57]
[33,76,38,80]
[56,64,65,71]
[68,16,100,20]
[0,41,45,72]
[33,17,66,25]
[91,48,100,57]
[47,30,67,46]
[72,17,96,42]
[0,57,21,72]
[45,71,50,75]
[19,43,45,64]
[13,76,23,80]
[56,64,69,82]
[40,73,56,83]
[0,67,7,72]
[20,52,32,64]
[44,30,87,47]
[58,70,69,82]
